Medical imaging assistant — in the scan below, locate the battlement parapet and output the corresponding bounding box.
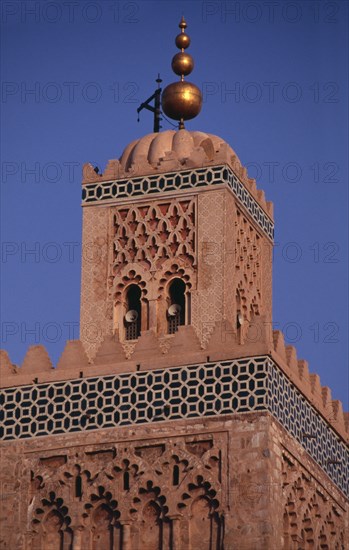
[1,325,348,444]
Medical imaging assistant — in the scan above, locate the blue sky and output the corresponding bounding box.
[1,1,348,407]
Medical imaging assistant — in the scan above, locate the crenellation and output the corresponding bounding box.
[285,344,298,371]
[127,329,162,365]
[94,332,126,365]
[266,201,273,217]
[56,340,90,370]
[256,189,265,204]
[0,349,17,375]
[297,358,310,385]
[272,330,288,362]
[309,373,323,409]
[270,335,348,441]
[331,400,346,434]
[21,344,53,373]
[344,412,349,434]
[321,386,333,426]
[160,325,203,363]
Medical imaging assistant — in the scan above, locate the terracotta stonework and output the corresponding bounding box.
[1,130,348,549]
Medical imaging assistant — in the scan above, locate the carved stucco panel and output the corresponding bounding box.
[80,206,111,360]
[192,190,225,346]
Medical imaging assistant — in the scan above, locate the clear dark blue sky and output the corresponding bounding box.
[1,1,348,407]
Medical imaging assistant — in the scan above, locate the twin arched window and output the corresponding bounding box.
[124,278,187,340]
[167,278,186,334]
[124,284,142,340]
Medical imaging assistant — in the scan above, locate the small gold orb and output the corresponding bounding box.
[162,81,202,121]
[179,16,187,29]
[171,52,194,76]
[175,33,190,50]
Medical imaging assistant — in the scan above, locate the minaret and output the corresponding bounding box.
[0,18,348,550]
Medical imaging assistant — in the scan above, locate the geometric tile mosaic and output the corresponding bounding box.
[1,356,347,497]
[82,165,274,241]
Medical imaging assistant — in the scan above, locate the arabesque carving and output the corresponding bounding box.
[27,437,224,549]
[282,451,346,549]
[112,199,196,275]
[235,208,262,329]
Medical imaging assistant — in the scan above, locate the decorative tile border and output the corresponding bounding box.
[267,364,348,498]
[1,356,348,497]
[82,165,274,241]
[0,358,268,441]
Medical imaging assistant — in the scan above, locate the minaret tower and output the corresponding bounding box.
[0,18,348,550]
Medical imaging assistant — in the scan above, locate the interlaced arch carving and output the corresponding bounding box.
[158,264,193,299]
[282,452,345,550]
[26,437,225,549]
[83,485,121,550]
[112,198,196,274]
[32,491,73,550]
[130,480,170,549]
[178,476,223,550]
[178,475,220,513]
[235,208,262,326]
[113,270,148,304]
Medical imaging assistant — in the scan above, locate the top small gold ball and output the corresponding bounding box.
[175,33,190,50]
[179,16,187,29]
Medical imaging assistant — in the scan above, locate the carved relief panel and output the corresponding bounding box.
[109,198,197,340]
[26,434,226,550]
[234,208,262,319]
[282,451,346,549]
[111,198,196,274]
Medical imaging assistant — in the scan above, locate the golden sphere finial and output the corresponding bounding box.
[161,17,202,129]
[171,52,194,76]
[175,32,190,50]
[179,15,187,30]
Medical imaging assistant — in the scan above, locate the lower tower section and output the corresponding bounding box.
[1,355,348,549]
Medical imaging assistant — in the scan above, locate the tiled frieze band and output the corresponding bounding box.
[0,358,268,442]
[0,357,347,496]
[81,165,274,241]
[267,364,349,499]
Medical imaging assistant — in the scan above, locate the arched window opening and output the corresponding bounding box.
[125,284,141,340]
[236,289,243,337]
[172,465,180,486]
[75,475,82,499]
[123,471,130,491]
[167,278,186,334]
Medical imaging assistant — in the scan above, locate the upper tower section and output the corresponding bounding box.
[81,129,273,362]
[80,18,274,362]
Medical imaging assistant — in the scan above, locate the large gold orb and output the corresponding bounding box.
[171,52,194,76]
[162,81,202,121]
[175,33,190,49]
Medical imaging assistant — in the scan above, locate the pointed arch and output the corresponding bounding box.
[167,278,186,334]
[85,486,121,550]
[31,492,73,550]
[178,476,223,550]
[124,284,142,340]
